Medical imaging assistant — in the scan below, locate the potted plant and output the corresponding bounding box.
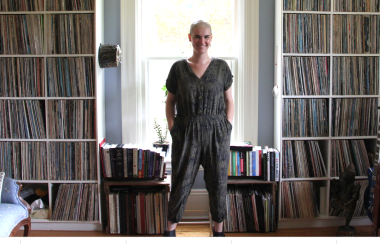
[162,84,168,103]
[153,118,170,156]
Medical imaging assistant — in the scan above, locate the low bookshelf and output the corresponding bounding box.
[104,175,171,235]
[211,178,278,236]
[211,142,279,235]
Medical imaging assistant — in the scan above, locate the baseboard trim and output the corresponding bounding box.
[278,217,372,229]
[27,223,103,231]
[182,189,210,221]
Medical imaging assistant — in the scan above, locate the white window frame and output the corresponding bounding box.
[120,0,259,150]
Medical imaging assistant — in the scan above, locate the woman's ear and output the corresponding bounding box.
[188,33,191,42]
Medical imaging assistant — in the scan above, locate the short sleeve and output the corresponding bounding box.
[224,62,233,91]
[166,63,178,95]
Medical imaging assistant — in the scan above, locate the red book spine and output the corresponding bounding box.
[240,152,244,175]
[99,138,106,178]
[141,150,145,178]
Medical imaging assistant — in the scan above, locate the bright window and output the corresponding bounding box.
[141,0,237,144]
[141,0,235,57]
[121,0,259,148]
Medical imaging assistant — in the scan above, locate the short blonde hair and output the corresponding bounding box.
[189,20,212,34]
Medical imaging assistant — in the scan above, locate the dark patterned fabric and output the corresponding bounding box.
[166,58,233,223]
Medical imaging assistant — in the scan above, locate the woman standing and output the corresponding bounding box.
[164,20,234,237]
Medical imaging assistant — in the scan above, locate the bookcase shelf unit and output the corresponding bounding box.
[0,0,105,230]
[208,178,277,236]
[104,176,171,235]
[274,0,379,228]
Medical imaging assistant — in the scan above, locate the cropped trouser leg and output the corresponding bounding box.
[201,121,231,223]
[167,121,201,223]
[167,115,232,224]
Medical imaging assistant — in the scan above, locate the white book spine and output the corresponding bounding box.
[275,149,280,182]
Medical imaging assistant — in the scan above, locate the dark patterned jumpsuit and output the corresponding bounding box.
[166,58,233,223]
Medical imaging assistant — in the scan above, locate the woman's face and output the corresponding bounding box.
[188,27,212,55]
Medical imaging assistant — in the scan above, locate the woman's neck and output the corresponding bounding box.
[188,53,211,64]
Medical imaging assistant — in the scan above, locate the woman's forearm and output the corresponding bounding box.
[224,88,234,123]
[166,92,177,131]
[225,99,234,123]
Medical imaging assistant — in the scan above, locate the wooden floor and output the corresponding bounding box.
[15,224,375,237]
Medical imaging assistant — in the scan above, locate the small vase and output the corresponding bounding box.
[153,142,170,156]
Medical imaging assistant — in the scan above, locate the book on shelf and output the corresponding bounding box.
[230,141,253,151]
[228,142,280,181]
[110,144,124,179]
[100,140,167,180]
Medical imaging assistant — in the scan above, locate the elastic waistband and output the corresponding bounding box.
[175,114,226,122]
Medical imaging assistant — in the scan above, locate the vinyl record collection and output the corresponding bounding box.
[0,14,43,54]
[108,187,167,235]
[283,56,330,96]
[0,57,44,97]
[45,0,94,11]
[48,99,95,139]
[0,100,46,139]
[47,57,95,97]
[283,0,331,11]
[333,15,380,54]
[281,181,319,218]
[331,140,371,177]
[51,183,99,221]
[333,57,379,95]
[49,142,97,180]
[46,14,94,54]
[282,140,327,178]
[334,0,380,12]
[0,141,47,180]
[283,13,330,53]
[332,98,377,136]
[282,99,329,137]
[224,185,275,233]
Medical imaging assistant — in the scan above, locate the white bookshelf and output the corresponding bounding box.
[274,0,378,228]
[0,0,104,230]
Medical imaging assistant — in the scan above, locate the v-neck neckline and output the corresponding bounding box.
[185,58,213,80]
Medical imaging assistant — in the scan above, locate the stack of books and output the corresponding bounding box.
[228,142,280,181]
[100,140,166,180]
